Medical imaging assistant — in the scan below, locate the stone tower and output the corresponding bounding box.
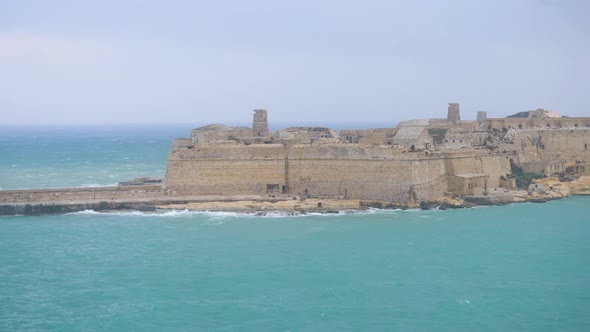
[447,103,460,125]
[477,111,487,123]
[253,109,269,137]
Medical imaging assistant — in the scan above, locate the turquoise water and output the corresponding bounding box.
[0,125,190,190]
[1,127,590,331]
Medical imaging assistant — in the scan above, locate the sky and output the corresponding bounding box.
[0,0,588,126]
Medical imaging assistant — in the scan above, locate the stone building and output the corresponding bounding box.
[392,120,434,151]
[522,160,566,176]
[277,127,338,144]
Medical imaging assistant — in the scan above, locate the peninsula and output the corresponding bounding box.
[2,104,589,215]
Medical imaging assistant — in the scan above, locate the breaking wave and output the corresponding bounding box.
[66,207,418,219]
[76,183,119,188]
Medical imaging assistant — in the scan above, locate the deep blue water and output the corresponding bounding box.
[1,126,589,331]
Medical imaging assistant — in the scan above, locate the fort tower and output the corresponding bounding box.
[447,103,460,125]
[253,109,269,137]
[477,111,488,123]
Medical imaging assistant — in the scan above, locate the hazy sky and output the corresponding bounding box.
[1,0,588,125]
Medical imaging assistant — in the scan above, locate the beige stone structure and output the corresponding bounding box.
[1,103,589,215]
[252,109,269,138]
[164,103,590,206]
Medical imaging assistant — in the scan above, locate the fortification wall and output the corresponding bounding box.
[478,154,512,188]
[285,145,449,202]
[163,142,514,202]
[484,117,590,131]
[164,143,477,203]
[191,128,252,144]
[441,150,510,188]
[442,150,481,175]
[511,128,590,163]
[408,159,448,201]
[340,128,397,145]
[0,185,163,204]
[164,144,286,195]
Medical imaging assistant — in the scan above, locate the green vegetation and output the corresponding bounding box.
[514,172,543,189]
[509,159,544,189]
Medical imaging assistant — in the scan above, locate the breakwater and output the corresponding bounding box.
[0,185,160,215]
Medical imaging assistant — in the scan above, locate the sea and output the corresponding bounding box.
[1,125,589,331]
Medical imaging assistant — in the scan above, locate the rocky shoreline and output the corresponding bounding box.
[155,176,590,214]
[1,176,589,216]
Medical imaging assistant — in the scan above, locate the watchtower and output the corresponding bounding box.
[447,103,460,125]
[253,109,269,137]
[477,111,487,123]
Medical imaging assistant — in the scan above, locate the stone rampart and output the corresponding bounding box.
[0,185,163,205]
[163,143,509,204]
[510,128,590,163]
[164,144,287,195]
[484,117,590,131]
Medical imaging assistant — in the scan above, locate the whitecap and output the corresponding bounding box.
[70,209,101,215]
[76,183,118,188]
[364,208,405,215]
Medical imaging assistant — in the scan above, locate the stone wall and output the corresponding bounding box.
[164,142,511,203]
[191,127,252,144]
[164,144,287,196]
[483,117,590,132]
[340,128,397,145]
[448,175,488,196]
[0,185,163,204]
[510,128,590,163]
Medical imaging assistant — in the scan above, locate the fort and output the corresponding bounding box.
[1,104,590,215]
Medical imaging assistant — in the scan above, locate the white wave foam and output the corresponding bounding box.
[67,208,362,219]
[71,209,101,215]
[364,208,405,214]
[76,183,119,188]
[67,206,443,219]
[67,209,250,218]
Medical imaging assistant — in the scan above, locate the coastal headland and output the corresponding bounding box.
[1,104,589,215]
[1,176,589,216]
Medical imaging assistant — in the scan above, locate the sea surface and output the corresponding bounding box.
[1,126,590,331]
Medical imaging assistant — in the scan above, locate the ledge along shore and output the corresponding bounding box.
[1,176,588,216]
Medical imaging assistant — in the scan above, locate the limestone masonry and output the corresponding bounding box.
[164,104,590,206]
[1,104,589,214]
